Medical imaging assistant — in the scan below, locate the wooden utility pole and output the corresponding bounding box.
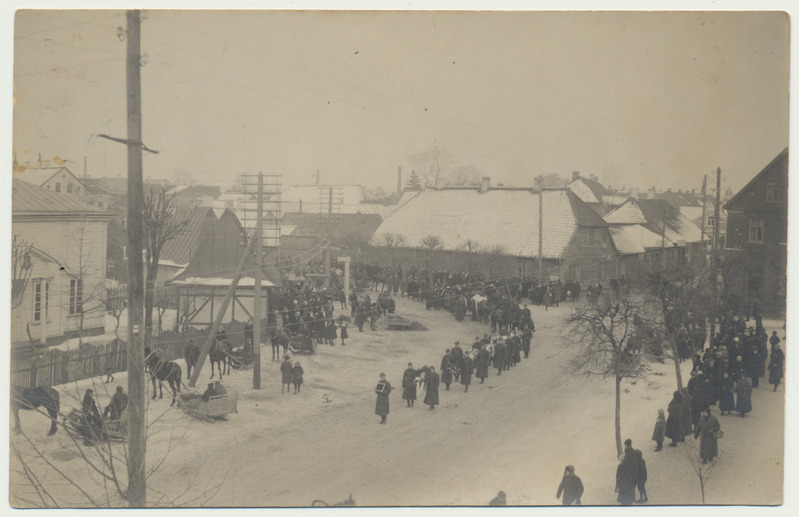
[661,209,667,268]
[710,167,722,341]
[700,174,707,262]
[125,9,146,508]
[253,173,263,389]
[189,234,256,387]
[537,176,543,283]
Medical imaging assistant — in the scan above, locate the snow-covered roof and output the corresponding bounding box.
[169,276,278,288]
[370,188,605,260]
[608,225,668,255]
[280,184,383,215]
[12,179,111,216]
[604,198,703,243]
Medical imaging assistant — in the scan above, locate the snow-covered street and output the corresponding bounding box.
[9,296,785,507]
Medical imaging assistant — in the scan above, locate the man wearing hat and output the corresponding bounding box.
[281,355,293,394]
[401,362,417,407]
[556,465,584,505]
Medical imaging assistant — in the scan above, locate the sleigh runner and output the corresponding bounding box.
[178,391,238,421]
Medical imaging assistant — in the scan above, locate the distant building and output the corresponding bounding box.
[11,179,112,347]
[567,171,615,216]
[370,187,615,283]
[14,166,91,202]
[280,184,392,217]
[724,148,788,315]
[604,197,704,277]
[167,184,222,208]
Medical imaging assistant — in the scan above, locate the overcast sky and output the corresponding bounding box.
[10,9,790,194]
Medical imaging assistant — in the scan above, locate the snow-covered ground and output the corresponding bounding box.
[8,296,788,508]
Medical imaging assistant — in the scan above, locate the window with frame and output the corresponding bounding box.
[55,183,61,193]
[69,278,83,314]
[67,183,73,193]
[706,214,715,228]
[766,182,779,202]
[748,216,764,243]
[579,230,590,246]
[33,279,49,322]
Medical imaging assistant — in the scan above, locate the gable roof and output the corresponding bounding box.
[608,225,668,255]
[280,184,384,215]
[724,148,789,210]
[655,190,703,209]
[370,187,605,260]
[12,179,111,217]
[158,207,220,267]
[604,198,702,243]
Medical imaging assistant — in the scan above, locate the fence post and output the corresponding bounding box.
[29,354,38,389]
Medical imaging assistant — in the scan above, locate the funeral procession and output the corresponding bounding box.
[7,9,789,509]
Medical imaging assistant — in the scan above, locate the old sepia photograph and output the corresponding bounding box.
[5,3,792,509]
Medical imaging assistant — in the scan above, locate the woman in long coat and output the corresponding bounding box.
[665,391,685,446]
[768,343,785,391]
[718,372,736,415]
[615,447,638,505]
[375,373,391,424]
[476,346,490,383]
[280,355,293,394]
[693,407,721,463]
[460,354,474,392]
[735,375,753,416]
[292,362,304,394]
[493,340,506,376]
[652,409,666,451]
[424,366,440,409]
[401,363,417,407]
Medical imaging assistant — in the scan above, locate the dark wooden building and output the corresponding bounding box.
[724,148,788,315]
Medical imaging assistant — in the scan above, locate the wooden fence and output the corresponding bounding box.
[10,320,254,389]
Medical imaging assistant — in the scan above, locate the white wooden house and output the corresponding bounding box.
[11,179,112,347]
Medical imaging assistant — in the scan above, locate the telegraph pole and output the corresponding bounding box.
[125,9,146,508]
[253,173,263,389]
[661,209,667,268]
[537,176,543,283]
[710,167,722,341]
[700,174,707,262]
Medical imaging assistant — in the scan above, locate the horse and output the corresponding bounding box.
[209,339,231,379]
[144,347,182,406]
[184,341,200,379]
[12,386,59,436]
[270,330,289,361]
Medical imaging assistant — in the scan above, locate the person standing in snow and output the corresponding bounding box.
[652,409,666,451]
[280,355,293,394]
[634,449,648,503]
[401,362,417,407]
[424,366,440,410]
[374,372,391,424]
[615,439,638,505]
[556,465,583,505]
[693,407,721,464]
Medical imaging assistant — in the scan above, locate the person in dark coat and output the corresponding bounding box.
[424,366,440,410]
[743,346,760,388]
[80,388,102,446]
[652,409,666,451]
[292,362,304,394]
[556,465,583,505]
[201,382,216,402]
[488,491,506,506]
[476,346,490,383]
[461,354,474,392]
[693,407,721,463]
[665,391,685,446]
[768,343,785,391]
[634,449,648,503]
[522,325,533,358]
[401,362,418,407]
[450,342,464,381]
[769,331,781,352]
[719,372,736,415]
[735,375,753,416]
[326,320,338,345]
[440,350,453,391]
[339,322,348,346]
[687,371,705,432]
[615,443,638,505]
[493,339,506,376]
[375,372,391,424]
[103,385,128,420]
[280,355,293,394]
[680,387,693,438]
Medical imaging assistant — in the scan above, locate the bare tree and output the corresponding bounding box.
[382,232,406,268]
[11,234,34,310]
[486,244,507,277]
[564,289,649,457]
[643,262,712,391]
[142,188,189,347]
[449,165,482,187]
[104,286,127,341]
[678,438,721,504]
[421,234,442,272]
[457,239,482,276]
[409,147,454,188]
[10,381,230,507]
[66,220,108,346]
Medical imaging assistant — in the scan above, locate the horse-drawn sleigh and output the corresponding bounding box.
[178,390,239,422]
